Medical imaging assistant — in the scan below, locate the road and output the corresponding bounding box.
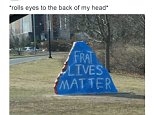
[10,56,47,65]
[10,52,68,65]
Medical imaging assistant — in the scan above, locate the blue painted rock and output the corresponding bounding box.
[54,41,118,95]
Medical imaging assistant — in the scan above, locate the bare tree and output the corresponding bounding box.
[84,14,111,71]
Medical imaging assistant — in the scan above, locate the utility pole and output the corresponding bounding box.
[48,15,52,58]
[33,14,36,55]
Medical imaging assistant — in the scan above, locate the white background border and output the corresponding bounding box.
[1,0,154,114]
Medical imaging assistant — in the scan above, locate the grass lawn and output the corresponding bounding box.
[10,55,145,115]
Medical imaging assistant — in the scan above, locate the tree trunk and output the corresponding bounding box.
[105,41,110,72]
[105,15,111,72]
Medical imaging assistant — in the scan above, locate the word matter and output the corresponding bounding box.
[59,77,112,90]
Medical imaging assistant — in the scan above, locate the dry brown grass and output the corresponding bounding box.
[10,55,145,115]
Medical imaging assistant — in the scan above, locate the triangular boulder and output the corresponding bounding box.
[54,41,118,95]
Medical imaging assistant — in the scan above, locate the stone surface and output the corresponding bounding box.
[54,41,118,95]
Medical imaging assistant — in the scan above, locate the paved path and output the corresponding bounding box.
[10,52,69,65]
[10,56,46,65]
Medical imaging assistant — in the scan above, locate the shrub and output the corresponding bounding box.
[97,43,145,75]
[42,40,72,52]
